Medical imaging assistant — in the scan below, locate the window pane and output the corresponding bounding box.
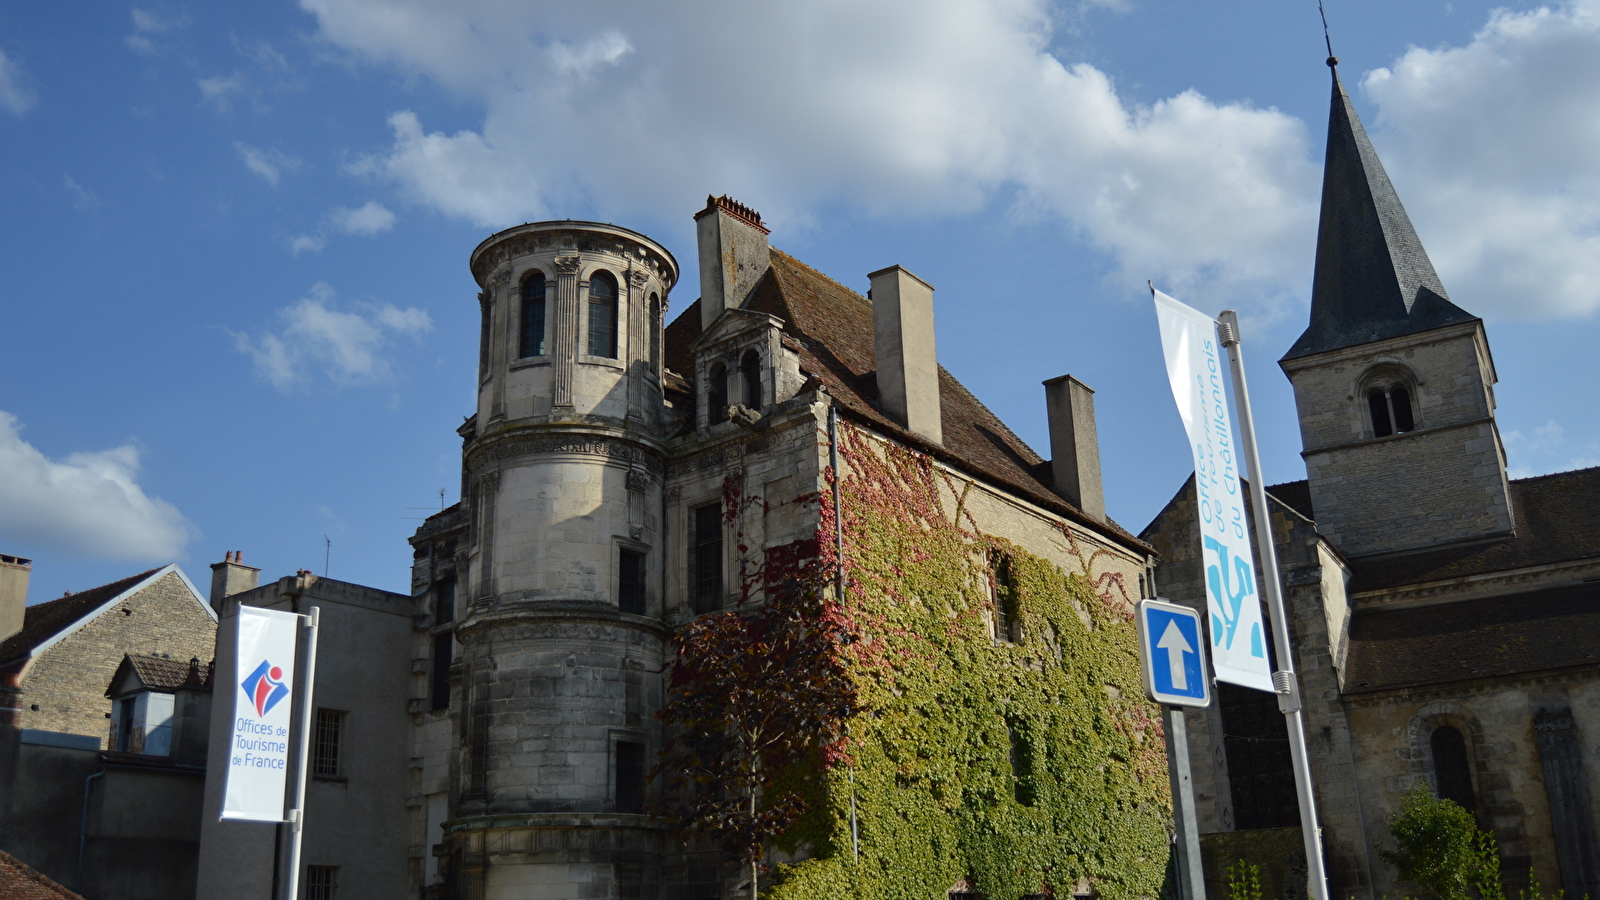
[520,273,546,358]
[436,578,456,626]
[740,350,761,409]
[313,709,344,778]
[1368,390,1393,438]
[1391,387,1415,433]
[692,503,723,613]
[1219,681,1298,829]
[1431,725,1475,812]
[708,364,728,424]
[619,549,646,615]
[306,866,337,900]
[587,274,617,358]
[616,741,646,813]
[431,633,453,712]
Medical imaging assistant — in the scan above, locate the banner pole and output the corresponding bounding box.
[1216,310,1330,900]
[282,605,320,900]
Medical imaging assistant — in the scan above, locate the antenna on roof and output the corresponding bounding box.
[439,488,446,510]
[324,535,331,578]
[1319,0,1338,67]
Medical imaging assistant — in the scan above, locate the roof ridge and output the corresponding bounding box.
[1509,464,1600,484]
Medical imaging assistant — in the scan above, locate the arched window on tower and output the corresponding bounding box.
[649,294,662,374]
[1431,725,1476,812]
[587,271,618,359]
[1367,383,1416,437]
[708,362,729,424]
[520,271,546,358]
[740,349,761,409]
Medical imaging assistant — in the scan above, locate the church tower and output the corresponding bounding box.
[453,221,678,895]
[1279,60,1514,558]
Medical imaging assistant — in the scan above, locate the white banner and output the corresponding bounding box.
[1153,289,1273,692]
[222,606,300,821]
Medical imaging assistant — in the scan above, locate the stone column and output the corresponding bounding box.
[627,269,650,424]
[552,255,582,409]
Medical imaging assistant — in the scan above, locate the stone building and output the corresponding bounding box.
[1141,61,1600,900]
[401,195,1159,900]
[0,558,220,899]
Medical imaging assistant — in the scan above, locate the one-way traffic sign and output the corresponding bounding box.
[1137,599,1210,707]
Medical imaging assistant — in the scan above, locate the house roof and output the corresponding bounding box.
[1282,65,1478,362]
[1343,582,1600,694]
[0,849,83,899]
[664,248,1149,553]
[106,654,213,696]
[0,568,162,667]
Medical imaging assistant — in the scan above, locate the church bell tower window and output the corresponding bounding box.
[740,349,762,409]
[1367,384,1415,438]
[587,271,619,358]
[520,271,546,358]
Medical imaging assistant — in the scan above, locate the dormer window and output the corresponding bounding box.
[587,271,618,358]
[1367,384,1415,437]
[739,349,761,409]
[110,691,174,756]
[520,272,546,358]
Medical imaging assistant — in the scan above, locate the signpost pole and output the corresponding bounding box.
[281,605,320,900]
[1216,310,1330,900]
[1163,706,1205,900]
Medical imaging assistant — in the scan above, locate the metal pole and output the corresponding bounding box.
[1216,310,1329,900]
[282,605,321,900]
[1163,707,1206,900]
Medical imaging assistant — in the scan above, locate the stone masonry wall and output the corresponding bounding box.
[20,570,216,745]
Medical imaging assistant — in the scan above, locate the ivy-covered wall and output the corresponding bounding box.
[767,421,1171,900]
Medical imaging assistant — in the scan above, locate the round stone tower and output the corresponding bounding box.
[451,221,678,898]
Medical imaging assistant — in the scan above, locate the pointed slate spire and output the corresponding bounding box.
[1282,60,1478,361]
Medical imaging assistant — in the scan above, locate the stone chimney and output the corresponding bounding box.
[209,550,260,614]
[0,554,30,644]
[868,265,942,445]
[695,194,771,331]
[1043,375,1105,521]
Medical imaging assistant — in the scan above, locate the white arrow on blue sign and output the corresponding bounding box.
[1137,599,1211,707]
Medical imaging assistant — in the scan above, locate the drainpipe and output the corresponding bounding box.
[77,766,105,891]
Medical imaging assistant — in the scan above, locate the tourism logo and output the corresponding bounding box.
[240,660,289,718]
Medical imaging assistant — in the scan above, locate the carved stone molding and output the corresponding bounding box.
[626,469,650,493]
[628,270,650,291]
[468,435,664,475]
[553,255,583,275]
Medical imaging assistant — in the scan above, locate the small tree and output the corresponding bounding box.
[1381,786,1502,900]
[1227,859,1266,900]
[653,553,858,898]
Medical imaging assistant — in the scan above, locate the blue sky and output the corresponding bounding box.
[4,1,1600,605]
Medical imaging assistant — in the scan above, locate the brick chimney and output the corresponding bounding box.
[209,550,260,614]
[0,554,30,644]
[1043,375,1105,521]
[695,194,771,331]
[868,265,942,444]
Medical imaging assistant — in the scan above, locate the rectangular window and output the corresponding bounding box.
[692,503,723,613]
[313,709,344,778]
[305,865,337,900]
[435,578,456,626]
[615,740,646,813]
[431,632,454,711]
[618,549,646,615]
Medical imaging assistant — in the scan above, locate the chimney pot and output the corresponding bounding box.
[1043,375,1105,521]
[868,265,942,444]
[210,550,261,615]
[0,553,30,645]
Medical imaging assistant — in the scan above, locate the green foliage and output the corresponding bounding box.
[1227,860,1266,900]
[1380,786,1502,900]
[764,425,1171,900]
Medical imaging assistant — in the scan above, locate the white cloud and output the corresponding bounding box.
[63,175,98,210]
[234,283,433,390]
[1504,418,1600,478]
[309,0,1318,310]
[327,201,396,235]
[0,411,191,561]
[288,234,326,255]
[126,8,191,55]
[0,49,38,116]
[235,143,301,185]
[1363,0,1600,318]
[199,72,248,111]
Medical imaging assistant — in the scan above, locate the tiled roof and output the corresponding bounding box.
[1351,466,1600,591]
[107,654,213,695]
[1282,67,1477,362]
[664,249,1148,552]
[0,849,83,900]
[1343,582,1600,694]
[0,569,162,667]
[1264,480,1314,521]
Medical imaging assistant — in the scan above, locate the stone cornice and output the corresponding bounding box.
[1352,556,1600,611]
[1342,661,1600,709]
[1278,319,1485,374]
[1300,415,1497,458]
[469,221,678,290]
[465,424,666,476]
[455,603,669,642]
